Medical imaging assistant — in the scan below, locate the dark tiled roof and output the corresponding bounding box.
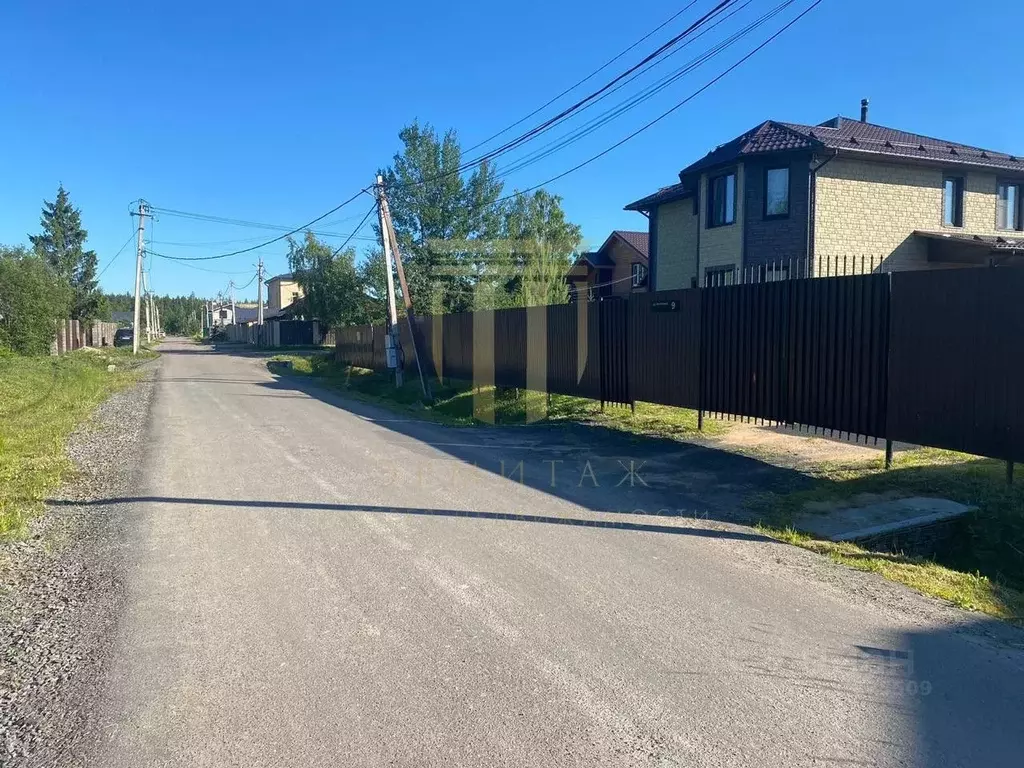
[624,182,693,211]
[575,250,614,268]
[267,272,294,283]
[915,230,1024,251]
[613,230,649,259]
[681,118,1024,176]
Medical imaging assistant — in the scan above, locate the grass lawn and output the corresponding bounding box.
[750,449,1024,624]
[266,352,724,439]
[0,347,156,538]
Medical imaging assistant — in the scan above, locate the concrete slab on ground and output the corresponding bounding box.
[793,496,974,543]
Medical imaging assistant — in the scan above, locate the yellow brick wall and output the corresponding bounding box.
[698,164,745,278]
[814,157,1003,275]
[654,199,698,290]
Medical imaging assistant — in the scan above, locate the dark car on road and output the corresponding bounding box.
[113,328,134,347]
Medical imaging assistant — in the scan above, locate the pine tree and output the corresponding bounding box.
[28,185,102,321]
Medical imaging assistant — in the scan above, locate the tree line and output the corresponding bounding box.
[288,122,582,328]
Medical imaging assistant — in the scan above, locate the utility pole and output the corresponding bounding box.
[256,257,265,325]
[379,179,432,400]
[143,272,154,344]
[375,175,403,387]
[229,281,236,325]
[130,201,150,355]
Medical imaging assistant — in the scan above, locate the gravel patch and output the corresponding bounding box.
[0,366,157,767]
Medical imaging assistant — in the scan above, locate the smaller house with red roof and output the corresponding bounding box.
[566,230,650,301]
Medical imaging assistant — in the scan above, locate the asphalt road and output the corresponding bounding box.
[85,339,1024,767]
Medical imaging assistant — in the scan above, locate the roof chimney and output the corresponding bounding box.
[860,98,869,123]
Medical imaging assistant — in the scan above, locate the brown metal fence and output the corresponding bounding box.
[334,266,1024,465]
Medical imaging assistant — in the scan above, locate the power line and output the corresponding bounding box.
[97,229,138,279]
[495,0,784,181]
[146,250,257,275]
[486,0,824,207]
[147,187,372,261]
[147,209,379,243]
[462,0,704,154]
[447,0,739,177]
[331,203,378,256]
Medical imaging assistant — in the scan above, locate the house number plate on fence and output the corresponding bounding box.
[651,300,681,313]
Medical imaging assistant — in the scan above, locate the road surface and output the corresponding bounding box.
[85,339,1024,767]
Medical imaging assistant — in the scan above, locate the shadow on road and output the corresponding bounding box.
[250,369,811,525]
[46,495,771,541]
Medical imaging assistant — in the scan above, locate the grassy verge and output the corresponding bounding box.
[0,347,157,538]
[751,448,1024,623]
[266,352,724,438]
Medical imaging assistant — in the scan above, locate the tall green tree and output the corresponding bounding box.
[287,233,364,327]
[501,190,581,307]
[28,185,102,321]
[381,122,503,314]
[0,246,71,354]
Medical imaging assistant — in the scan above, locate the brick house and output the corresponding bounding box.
[566,230,650,301]
[626,101,1024,290]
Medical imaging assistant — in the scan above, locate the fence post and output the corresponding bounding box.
[1007,460,1014,486]
[884,439,894,470]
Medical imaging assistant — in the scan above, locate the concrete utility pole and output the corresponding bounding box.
[229,281,236,325]
[131,201,150,355]
[143,272,154,344]
[378,178,432,400]
[256,257,265,325]
[375,175,403,387]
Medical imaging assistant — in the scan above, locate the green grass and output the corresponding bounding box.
[0,348,156,538]
[266,352,722,438]
[751,448,1024,623]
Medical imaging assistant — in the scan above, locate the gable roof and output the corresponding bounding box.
[267,272,295,283]
[681,118,1024,177]
[613,230,649,259]
[573,230,650,270]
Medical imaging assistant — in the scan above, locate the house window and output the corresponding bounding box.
[708,171,736,228]
[943,176,964,227]
[997,181,1022,231]
[631,263,648,288]
[764,166,790,218]
[704,265,736,287]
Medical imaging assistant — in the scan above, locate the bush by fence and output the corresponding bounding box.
[335,266,1024,465]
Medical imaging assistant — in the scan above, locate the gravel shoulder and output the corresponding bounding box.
[0,364,157,767]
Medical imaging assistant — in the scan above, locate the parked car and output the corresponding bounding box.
[113,328,134,347]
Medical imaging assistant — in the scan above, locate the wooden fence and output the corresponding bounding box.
[51,320,119,355]
[334,266,1024,466]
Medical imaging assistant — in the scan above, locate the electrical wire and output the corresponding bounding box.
[147,250,257,275]
[97,229,138,279]
[147,187,372,261]
[495,0,786,180]
[484,0,824,208]
[446,0,739,178]
[462,0,704,154]
[331,203,378,256]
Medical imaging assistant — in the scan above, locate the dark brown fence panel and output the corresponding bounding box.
[783,274,889,438]
[599,299,630,406]
[629,289,701,408]
[888,267,1024,461]
[493,308,528,389]
[442,312,474,381]
[700,274,888,437]
[546,303,601,399]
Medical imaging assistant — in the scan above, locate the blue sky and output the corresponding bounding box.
[1,0,1020,299]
